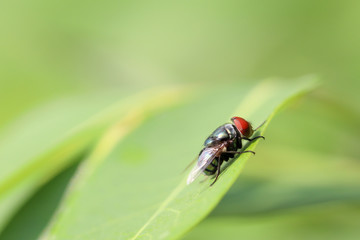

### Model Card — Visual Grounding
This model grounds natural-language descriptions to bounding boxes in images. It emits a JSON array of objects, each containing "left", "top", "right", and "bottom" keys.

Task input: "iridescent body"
[
  {"left": 187, "top": 117, "right": 264, "bottom": 186},
  {"left": 202, "top": 124, "right": 240, "bottom": 175}
]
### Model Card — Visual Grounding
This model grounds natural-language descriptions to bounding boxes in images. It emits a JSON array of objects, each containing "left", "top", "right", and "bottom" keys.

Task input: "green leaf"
[
  {"left": 0, "top": 86, "right": 185, "bottom": 232},
  {"left": 184, "top": 204, "right": 360, "bottom": 240},
  {"left": 0, "top": 163, "right": 80, "bottom": 240},
  {"left": 211, "top": 146, "right": 360, "bottom": 216},
  {"left": 40, "top": 76, "right": 318, "bottom": 240}
]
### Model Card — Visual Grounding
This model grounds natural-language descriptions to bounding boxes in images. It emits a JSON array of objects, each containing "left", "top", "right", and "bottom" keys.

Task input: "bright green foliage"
[
  {"left": 184, "top": 204, "right": 360, "bottom": 240},
  {"left": 0, "top": 87, "right": 185, "bottom": 233},
  {"left": 1, "top": 1, "right": 360, "bottom": 240},
  {"left": 39, "top": 78, "right": 317, "bottom": 240}
]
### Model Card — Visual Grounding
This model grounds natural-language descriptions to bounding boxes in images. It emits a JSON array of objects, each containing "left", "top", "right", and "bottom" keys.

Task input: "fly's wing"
[{"left": 187, "top": 147, "right": 219, "bottom": 185}]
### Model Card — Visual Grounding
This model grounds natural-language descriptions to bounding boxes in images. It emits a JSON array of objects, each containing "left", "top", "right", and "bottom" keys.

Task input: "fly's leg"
[
  {"left": 242, "top": 136, "right": 265, "bottom": 142},
  {"left": 210, "top": 157, "right": 222, "bottom": 186}
]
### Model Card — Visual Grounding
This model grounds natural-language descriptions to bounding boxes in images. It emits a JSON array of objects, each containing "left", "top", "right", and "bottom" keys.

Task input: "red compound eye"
[{"left": 231, "top": 116, "right": 254, "bottom": 138}]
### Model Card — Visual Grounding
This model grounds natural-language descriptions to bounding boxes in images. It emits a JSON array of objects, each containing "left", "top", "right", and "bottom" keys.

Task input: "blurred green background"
[{"left": 0, "top": 0, "right": 359, "bottom": 239}]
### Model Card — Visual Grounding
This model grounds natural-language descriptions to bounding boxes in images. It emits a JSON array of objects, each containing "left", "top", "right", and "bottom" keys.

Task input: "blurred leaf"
[
  {"left": 0, "top": 161, "right": 80, "bottom": 240},
  {"left": 40, "top": 76, "right": 317, "bottom": 240},
  {"left": 211, "top": 146, "right": 360, "bottom": 216},
  {"left": 0, "top": 86, "right": 185, "bottom": 232},
  {"left": 184, "top": 203, "right": 360, "bottom": 240},
  {"left": 263, "top": 93, "right": 360, "bottom": 158}
]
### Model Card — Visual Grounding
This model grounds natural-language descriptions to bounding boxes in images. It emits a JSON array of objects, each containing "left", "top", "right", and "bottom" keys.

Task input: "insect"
[{"left": 187, "top": 117, "right": 265, "bottom": 186}]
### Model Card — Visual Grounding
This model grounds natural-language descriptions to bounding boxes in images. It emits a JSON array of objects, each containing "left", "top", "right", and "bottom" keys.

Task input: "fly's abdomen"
[{"left": 204, "top": 158, "right": 218, "bottom": 175}]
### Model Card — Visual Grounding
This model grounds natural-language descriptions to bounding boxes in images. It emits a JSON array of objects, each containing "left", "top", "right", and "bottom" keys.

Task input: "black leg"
[
  {"left": 224, "top": 150, "right": 255, "bottom": 155},
  {"left": 210, "top": 157, "right": 222, "bottom": 186},
  {"left": 242, "top": 136, "right": 265, "bottom": 142}
]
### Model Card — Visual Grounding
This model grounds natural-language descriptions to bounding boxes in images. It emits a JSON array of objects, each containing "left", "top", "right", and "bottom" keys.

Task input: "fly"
[{"left": 187, "top": 117, "right": 265, "bottom": 186}]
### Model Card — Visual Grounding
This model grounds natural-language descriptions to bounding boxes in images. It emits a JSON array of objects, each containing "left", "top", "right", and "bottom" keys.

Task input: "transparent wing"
[{"left": 187, "top": 147, "right": 219, "bottom": 185}]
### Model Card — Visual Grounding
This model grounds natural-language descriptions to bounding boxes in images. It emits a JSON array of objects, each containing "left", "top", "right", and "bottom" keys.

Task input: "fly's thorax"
[{"left": 204, "top": 123, "right": 237, "bottom": 147}]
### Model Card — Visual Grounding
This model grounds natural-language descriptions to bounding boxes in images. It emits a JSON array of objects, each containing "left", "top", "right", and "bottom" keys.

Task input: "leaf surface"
[
  {"left": 0, "top": 86, "right": 185, "bottom": 232},
  {"left": 41, "top": 77, "right": 318, "bottom": 240},
  {"left": 183, "top": 204, "right": 360, "bottom": 240}
]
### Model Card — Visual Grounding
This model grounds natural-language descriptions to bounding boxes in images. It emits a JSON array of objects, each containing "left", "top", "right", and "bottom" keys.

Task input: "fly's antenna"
[{"left": 255, "top": 120, "right": 266, "bottom": 131}]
